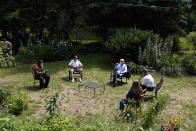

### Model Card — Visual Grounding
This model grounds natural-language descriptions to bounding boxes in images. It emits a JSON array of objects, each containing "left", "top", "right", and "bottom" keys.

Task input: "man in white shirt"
[
  {"left": 112, "top": 59, "right": 127, "bottom": 87},
  {"left": 139, "top": 69, "right": 154, "bottom": 92},
  {"left": 68, "top": 55, "right": 83, "bottom": 82}
]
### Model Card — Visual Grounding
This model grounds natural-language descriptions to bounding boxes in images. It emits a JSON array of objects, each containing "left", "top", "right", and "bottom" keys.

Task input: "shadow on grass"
[
  {"left": 23, "top": 86, "right": 41, "bottom": 91},
  {"left": 142, "top": 96, "right": 154, "bottom": 102},
  {"left": 61, "top": 77, "right": 70, "bottom": 82}
]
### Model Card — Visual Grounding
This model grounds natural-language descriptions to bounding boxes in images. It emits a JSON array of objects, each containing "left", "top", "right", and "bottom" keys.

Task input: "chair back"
[
  {"left": 31, "top": 64, "right": 37, "bottom": 79},
  {"left": 126, "top": 64, "right": 131, "bottom": 79},
  {"left": 155, "top": 76, "right": 164, "bottom": 93}
]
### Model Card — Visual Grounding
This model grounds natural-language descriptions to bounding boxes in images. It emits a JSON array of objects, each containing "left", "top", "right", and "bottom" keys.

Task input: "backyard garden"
[{"left": 0, "top": 0, "right": 196, "bottom": 131}]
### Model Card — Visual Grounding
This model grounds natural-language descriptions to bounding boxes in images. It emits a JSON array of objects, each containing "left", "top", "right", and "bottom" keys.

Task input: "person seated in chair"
[
  {"left": 112, "top": 59, "right": 127, "bottom": 87},
  {"left": 68, "top": 55, "right": 83, "bottom": 83},
  {"left": 120, "top": 80, "right": 143, "bottom": 111},
  {"left": 138, "top": 69, "right": 155, "bottom": 93},
  {"left": 34, "top": 60, "right": 50, "bottom": 89}
]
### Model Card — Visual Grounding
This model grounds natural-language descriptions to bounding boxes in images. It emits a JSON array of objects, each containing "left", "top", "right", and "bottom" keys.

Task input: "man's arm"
[
  {"left": 78, "top": 61, "right": 83, "bottom": 68},
  {"left": 68, "top": 60, "right": 74, "bottom": 68},
  {"left": 34, "top": 67, "right": 45, "bottom": 75}
]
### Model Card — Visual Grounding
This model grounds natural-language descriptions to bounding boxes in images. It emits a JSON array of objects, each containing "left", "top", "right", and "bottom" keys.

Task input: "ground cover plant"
[{"left": 0, "top": 54, "right": 195, "bottom": 130}]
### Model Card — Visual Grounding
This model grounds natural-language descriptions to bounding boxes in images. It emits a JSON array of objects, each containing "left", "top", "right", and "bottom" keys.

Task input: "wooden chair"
[{"left": 31, "top": 64, "right": 39, "bottom": 87}]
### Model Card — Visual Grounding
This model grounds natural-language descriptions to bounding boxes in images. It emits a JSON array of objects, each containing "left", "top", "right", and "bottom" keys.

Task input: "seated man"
[
  {"left": 120, "top": 80, "right": 143, "bottom": 111},
  {"left": 1, "top": 39, "right": 16, "bottom": 67},
  {"left": 139, "top": 69, "right": 155, "bottom": 92},
  {"left": 34, "top": 60, "right": 50, "bottom": 89},
  {"left": 112, "top": 59, "right": 127, "bottom": 87},
  {"left": 68, "top": 55, "right": 83, "bottom": 82}
]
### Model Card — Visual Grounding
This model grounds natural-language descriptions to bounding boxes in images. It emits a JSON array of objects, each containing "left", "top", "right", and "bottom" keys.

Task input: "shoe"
[
  {"left": 112, "top": 83, "right": 116, "bottom": 88},
  {"left": 72, "top": 79, "right": 75, "bottom": 83},
  {"left": 79, "top": 78, "right": 82, "bottom": 82}
]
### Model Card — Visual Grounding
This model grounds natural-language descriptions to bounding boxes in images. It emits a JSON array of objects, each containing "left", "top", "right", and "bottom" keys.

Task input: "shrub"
[
  {"left": 0, "top": 88, "right": 10, "bottom": 105},
  {"left": 16, "top": 39, "right": 78, "bottom": 62},
  {"left": 138, "top": 36, "right": 173, "bottom": 69},
  {"left": 178, "top": 37, "right": 194, "bottom": 51},
  {"left": 0, "top": 115, "right": 20, "bottom": 131},
  {"left": 7, "top": 90, "right": 29, "bottom": 115},
  {"left": 46, "top": 115, "right": 75, "bottom": 131},
  {"left": 128, "top": 61, "right": 148, "bottom": 75},
  {"left": 105, "top": 28, "right": 158, "bottom": 61},
  {"left": 159, "top": 64, "right": 183, "bottom": 77},
  {"left": 15, "top": 47, "right": 36, "bottom": 63},
  {"left": 142, "top": 95, "right": 169, "bottom": 129},
  {"left": 181, "top": 55, "right": 196, "bottom": 75}
]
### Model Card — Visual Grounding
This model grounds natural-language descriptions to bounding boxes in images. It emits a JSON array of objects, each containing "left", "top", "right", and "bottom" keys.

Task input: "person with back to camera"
[
  {"left": 138, "top": 69, "right": 155, "bottom": 94},
  {"left": 119, "top": 80, "right": 143, "bottom": 111}
]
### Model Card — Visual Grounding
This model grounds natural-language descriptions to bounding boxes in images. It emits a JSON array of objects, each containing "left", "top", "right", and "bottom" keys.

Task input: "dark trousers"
[
  {"left": 113, "top": 71, "right": 125, "bottom": 85},
  {"left": 37, "top": 74, "right": 50, "bottom": 88},
  {"left": 141, "top": 85, "right": 154, "bottom": 91}
]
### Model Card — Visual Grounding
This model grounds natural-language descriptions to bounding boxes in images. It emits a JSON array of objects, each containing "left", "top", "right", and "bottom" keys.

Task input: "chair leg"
[{"left": 121, "top": 78, "right": 123, "bottom": 86}]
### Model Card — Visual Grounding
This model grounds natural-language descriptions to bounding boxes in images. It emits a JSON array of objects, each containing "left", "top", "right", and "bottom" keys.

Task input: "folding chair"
[
  {"left": 68, "top": 69, "right": 82, "bottom": 80},
  {"left": 30, "top": 64, "right": 39, "bottom": 87},
  {"left": 153, "top": 76, "right": 164, "bottom": 98}
]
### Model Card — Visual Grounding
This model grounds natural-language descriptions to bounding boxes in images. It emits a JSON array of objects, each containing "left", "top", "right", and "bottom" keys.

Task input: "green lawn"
[{"left": 0, "top": 54, "right": 196, "bottom": 130}]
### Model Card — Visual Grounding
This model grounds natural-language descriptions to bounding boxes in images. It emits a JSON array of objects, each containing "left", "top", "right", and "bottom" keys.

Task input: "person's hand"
[{"left": 45, "top": 70, "right": 48, "bottom": 73}]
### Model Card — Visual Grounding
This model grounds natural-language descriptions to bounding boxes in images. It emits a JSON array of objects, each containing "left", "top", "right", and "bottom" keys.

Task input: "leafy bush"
[
  {"left": 159, "top": 64, "right": 183, "bottom": 77},
  {"left": 0, "top": 115, "right": 20, "bottom": 131},
  {"left": 0, "top": 88, "right": 10, "bottom": 104},
  {"left": 105, "top": 28, "right": 158, "bottom": 61},
  {"left": 46, "top": 115, "right": 76, "bottom": 131},
  {"left": 181, "top": 55, "right": 196, "bottom": 75},
  {"left": 7, "top": 90, "right": 29, "bottom": 115},
  {"left": 138, "top": 36, "right": 173, "bottom": 69},
  {"left": 16, "top": 39, "right": 78, "bottom": 62},
  {"left": 15, "top": 47, "right": 36, "bottom": 63},
  {"left": 128, "top": 61, "right": 148, "bottom": 75},
  {"left": 178, "top": 37, "right": 194, "bottom": 51},
  {"left": 142, "top": 95, "right": 169, "bottom": 129}
]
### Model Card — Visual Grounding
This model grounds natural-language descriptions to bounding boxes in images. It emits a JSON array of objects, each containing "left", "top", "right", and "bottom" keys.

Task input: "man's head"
[
  {"left": 119, "top": 59, "right": 125, "bottom": 64},
  {"left": 142, "top": 69, "right": 148, "bottom": 76},
  {"left": 37, "top": 59, "right": 43, "bottom": 66},
  {"left": 74, "top": 55, "right": 78, "bottom": 62}
]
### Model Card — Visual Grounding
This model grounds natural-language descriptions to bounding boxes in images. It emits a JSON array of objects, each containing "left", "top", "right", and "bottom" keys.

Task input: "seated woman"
[{"left": 120, "top": 80, "right": 143, "bottom": 111}]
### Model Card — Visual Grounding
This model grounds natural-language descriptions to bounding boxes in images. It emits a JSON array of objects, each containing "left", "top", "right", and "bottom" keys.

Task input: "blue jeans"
[{"left": 119, "top": 99, "right": 129, "bottom": 110}]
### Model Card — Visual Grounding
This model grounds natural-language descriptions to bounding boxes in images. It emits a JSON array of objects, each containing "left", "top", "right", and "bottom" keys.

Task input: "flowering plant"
[{"left": 160, "top": 116, "right": 182, "bottom": 131}]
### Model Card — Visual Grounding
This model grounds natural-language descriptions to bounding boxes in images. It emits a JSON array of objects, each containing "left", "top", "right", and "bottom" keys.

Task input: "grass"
[{"left": 0, "top": 53, "right": 196, "bottom": 130}]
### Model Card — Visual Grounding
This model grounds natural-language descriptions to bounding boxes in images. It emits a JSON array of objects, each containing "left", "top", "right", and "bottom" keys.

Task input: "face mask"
[{"left": 40, "top": 63, "right": 43, "bottom": 67}]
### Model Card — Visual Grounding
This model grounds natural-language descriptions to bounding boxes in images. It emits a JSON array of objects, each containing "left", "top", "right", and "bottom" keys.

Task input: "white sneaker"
[
  {"left": 79, "top": 78, "right": 82, "bottom": 82},
  {"left": 72, "top": 79, "right": 75, "bottom": 83}
]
